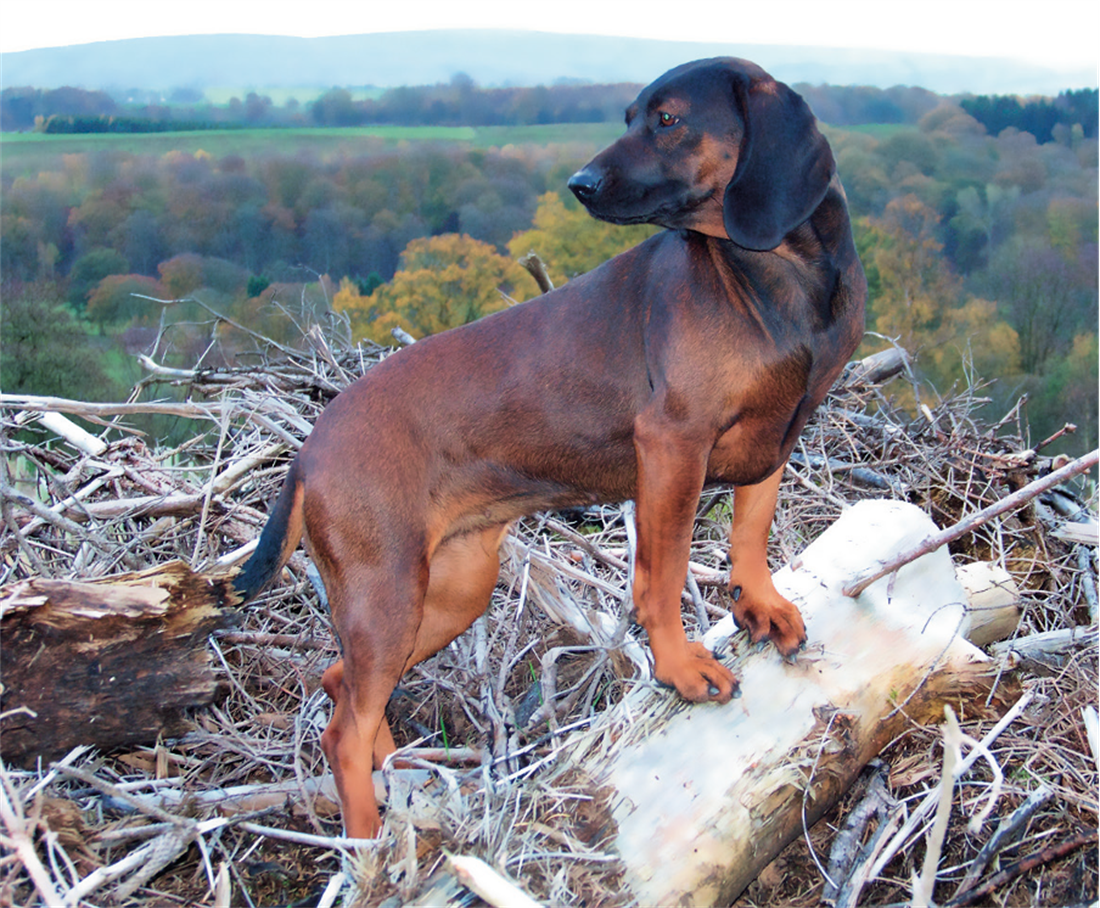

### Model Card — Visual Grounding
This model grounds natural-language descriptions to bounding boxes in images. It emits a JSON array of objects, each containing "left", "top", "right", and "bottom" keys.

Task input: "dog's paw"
[
  {"left": 729, "top": 584, "right": 807, "bottom": 658},
  {"left": 653, "top": 640, "right": 739, "bottom": 703}
]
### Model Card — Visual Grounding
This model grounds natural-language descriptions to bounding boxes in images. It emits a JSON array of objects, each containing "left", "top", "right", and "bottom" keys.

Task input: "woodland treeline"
[
  {"left": 4, "top": 80, "right": 1098, "bottom": 134},
  {"left": 1, "top": 84, "right": 1097, "bottom": 453},
  {"left": 2, "top": 79, "right": 641, "bottom": 132}
]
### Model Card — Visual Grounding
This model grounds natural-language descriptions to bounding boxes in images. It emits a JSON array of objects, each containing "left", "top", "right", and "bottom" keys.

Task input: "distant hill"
[{"left": 3, "top": 30, "right": 1094, "bottom": 96}]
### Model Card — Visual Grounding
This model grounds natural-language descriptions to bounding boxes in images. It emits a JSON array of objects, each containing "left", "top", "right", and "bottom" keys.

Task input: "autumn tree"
[
  {"left": 507, "top": 192, "right": 658, "bottom": 287},
  {"left": 158, "top": 253, "right": 205, "bottom": 298},
  {"left": 68, "top": 192, "right": 129, "bottom": 253},
  {"left": 924, "top": 296, "right": 1021, "bottom": 387},
  {"left": 1037, "top": 332, "right": 1099, "bottom": 451},
  {"left": 337, "top": 234, "right": 535, "bottom": 342},
  {"left": 157, "top": 253, "right": 249, "bottom": 300},
  {"left": 859, "top": 195, "right": 1020, "bottom": 395},
  {"left": 860, "top": 195, "right": 962, "bottom": 353},
  {"left": 86, "top": 274, "right": 165, "bottom": 328},
  {"left": 331, "top": 277, "right": 383, "bottom": 342}
]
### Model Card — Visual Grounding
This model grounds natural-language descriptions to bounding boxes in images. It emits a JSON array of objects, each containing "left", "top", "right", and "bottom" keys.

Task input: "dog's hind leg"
[
  {"left": 319, "top": 567, "right": 426, "bottom": 838},
  {"left": 319, "top": 524, "right": 508, "bottom": 837},
  {"left": 405, "top": 523, "right": 511, "bottom": 670},
  {"left": 321, "top": 659, "right": 397, "bottom": 771}
]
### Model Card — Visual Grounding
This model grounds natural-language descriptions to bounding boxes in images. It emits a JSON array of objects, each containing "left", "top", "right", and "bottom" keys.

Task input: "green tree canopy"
[
  {"left": 67, "top": 247, "right": 130, "bottom": 307},
  {"left": 1, "top": 287, "right": 120, "bottom": 399}
]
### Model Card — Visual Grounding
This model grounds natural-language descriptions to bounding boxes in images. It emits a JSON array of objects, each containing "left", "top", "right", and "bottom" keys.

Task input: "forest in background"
[
  {"left": 4, "top": 79, "right": 1097, "bottom": 134},
  {"left": 1, "top": 79, "right": 1097, "bottom": 454}
]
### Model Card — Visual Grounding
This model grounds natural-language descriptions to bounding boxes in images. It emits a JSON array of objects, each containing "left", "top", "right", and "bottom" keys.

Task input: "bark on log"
[
  {"left": 564, "top": 500, "right": 997, "bottom": 907},
  {"left": 0, "top": 561, "right": 237, "bottom": 765}
]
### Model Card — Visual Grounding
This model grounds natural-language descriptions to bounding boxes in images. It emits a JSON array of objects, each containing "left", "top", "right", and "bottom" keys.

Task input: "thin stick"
[
  {"left": 1077, "top": 546, "right": 1098, "bottom": 623},
  {"left": 447, "top": 853, "right": 542, "bottom": 908},
  {"left": 0, "top": 392, "right": 224, "bottom": 420},
  {"left": 54, "top": 765, "right": 188, "bottom": 826},
  {"left": 0, "top": 771, "right": 64, "bottom": 907},
  {"left": 315, "top": 872, "right": 347, "bottom": 908},
  {"left": 1084, "top": 706, "right": 1099, "bottom": 771},
  {"left": 236, "top": 821, "right": 377, "bottom": 850},
  {"left": 954, "top": 785, "right": 1052, "bottom": 895},
  {"left": 133, "top": 293, "right": 299, "bottom": 356},
  {"left": 845, "top": 449, "right": 1098, "bottom": 597},
  {"left": 913, "top": 705, "right": 961, "bottom": 908},
  {"left": 823, "top": 760, "right": 895, "bottom": 905},
  {"left": 944, "top": 829, "right": 1098, "bottom": 907},
  {"left": 868, "top": 688, "right": 1035, "bottom": 881}
]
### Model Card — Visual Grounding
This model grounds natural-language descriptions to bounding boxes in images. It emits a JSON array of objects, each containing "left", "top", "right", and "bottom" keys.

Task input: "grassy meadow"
[{"left": 0, "top": 122, "right": 624, "bottom": 177}]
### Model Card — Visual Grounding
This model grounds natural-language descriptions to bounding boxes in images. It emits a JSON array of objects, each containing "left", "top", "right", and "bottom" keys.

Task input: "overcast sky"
[{"left": 3, "top": 0, "right": 1098, "bottom": 76}]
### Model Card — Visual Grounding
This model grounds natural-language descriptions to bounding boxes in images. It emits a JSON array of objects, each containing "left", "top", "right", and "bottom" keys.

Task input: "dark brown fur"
[{"left": 235, "top": 57, "right": 866, "bottom": 837}]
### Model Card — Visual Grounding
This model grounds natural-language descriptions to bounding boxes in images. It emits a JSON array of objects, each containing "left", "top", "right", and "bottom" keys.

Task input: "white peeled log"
[{"left": 571, "top": 500, "right": 993, "bottom": 907}]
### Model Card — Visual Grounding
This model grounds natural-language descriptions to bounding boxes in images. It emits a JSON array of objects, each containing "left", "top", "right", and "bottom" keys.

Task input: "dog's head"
[{"left": 568, "top": 57, "right": 834, "bottom": 251}]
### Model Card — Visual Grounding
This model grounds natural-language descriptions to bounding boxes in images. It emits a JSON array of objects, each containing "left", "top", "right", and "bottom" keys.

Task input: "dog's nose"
[{"left": 568, "top": 169, "right": 602, "bottom": 203}]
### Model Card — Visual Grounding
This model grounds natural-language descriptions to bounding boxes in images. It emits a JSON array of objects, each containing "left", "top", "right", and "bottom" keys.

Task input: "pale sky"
[{"left": 2, "top": 0, "right": 1098, "bottom": 75}]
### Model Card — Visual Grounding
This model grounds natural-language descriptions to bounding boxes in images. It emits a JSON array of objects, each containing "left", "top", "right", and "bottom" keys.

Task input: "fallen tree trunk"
[
  {"left": 0, "top": 561, "right": 237, "bottom": 764},
  {"left": 564, "top": 499, "right": 1000, "bottom": 907}
]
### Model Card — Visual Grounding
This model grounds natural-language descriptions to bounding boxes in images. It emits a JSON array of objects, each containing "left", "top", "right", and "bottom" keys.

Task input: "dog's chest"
[{"left": 704, "top": 411, "right": 794, "bottom": 486}]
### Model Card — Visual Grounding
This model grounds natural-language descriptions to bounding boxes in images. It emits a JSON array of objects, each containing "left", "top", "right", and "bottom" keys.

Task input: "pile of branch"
[{"left": 1, "top": 324, "right": 1096, "bottom": 906}]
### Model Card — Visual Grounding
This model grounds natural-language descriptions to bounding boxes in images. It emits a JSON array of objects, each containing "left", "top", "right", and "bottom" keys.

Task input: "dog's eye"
[{"left": 658, "top": 112, "right": 680, "bottom": 127}]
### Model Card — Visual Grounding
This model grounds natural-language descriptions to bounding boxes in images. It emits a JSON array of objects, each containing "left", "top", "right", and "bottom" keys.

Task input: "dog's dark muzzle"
[{"left": 567, "top": 168, "right": 603, "bottom": 206}]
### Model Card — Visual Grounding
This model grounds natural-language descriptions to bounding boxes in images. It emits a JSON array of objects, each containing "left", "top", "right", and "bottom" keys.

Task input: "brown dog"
[{"left": 234, "top": 57, "right": 866, "bottom": 838}]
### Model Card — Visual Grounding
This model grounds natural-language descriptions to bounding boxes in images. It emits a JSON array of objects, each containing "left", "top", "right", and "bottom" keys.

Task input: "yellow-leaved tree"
[
  {"left": 507, "top": 192, "right": 659, "bottom": 287},
  {"left": 926, "top": 296, "right": 1021, "bottom": 386},
  {"left": 861, "top": 194, "right": 963, "bottom": 356},
  {"left": 859, "top": 194, "right": 1020, "bottom": 398},
  {"left": 335, "top": 234, "right": 536, "bottom": 343}
]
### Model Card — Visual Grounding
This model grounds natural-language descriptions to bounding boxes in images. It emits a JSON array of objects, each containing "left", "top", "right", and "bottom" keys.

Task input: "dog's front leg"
[
  {"left": 632, "top": 413, "right": 738, "bottom": 703},
  {"left": 728, "top": 464, "right": 807, "bottom": 657}
]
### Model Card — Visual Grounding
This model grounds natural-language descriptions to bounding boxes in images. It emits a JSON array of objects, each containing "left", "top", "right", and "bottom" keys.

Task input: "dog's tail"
[{"left": 233, "top": 458, "right": 306, "bottom": 603}]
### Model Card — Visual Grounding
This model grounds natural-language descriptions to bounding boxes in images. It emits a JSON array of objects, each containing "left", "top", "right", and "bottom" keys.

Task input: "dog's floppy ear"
[{"left": 723, "top": 72, "right": 834, "bottom": 251}]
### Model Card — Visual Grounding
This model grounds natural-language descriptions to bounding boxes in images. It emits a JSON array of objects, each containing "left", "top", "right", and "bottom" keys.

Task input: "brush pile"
[{"left": 1, "top": 314, "right": 1096, "bottom": 907}]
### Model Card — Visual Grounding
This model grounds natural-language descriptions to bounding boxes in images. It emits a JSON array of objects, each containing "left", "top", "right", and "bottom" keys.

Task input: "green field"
[
  {"left": 201, "top": 86, "right": 388, "bottom": 105},
  {"left": 0, "top": 123, "right": 625, "bottom": 176}
]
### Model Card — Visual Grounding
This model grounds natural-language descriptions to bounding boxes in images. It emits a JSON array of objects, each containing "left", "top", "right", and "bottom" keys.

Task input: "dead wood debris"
[{"left": 1, "top": 324, "right": 1096, "bottom": 907}]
